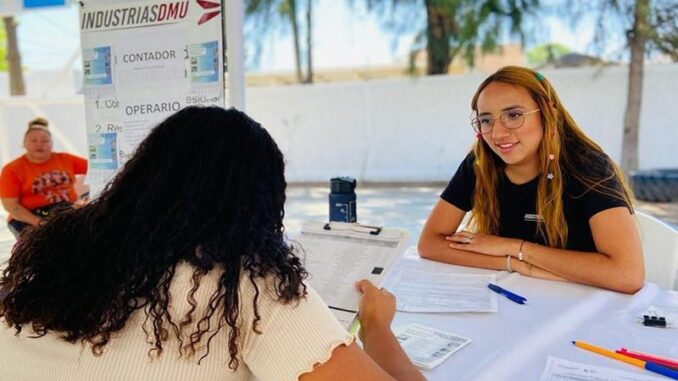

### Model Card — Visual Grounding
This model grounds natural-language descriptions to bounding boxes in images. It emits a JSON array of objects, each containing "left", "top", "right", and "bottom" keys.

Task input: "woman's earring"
[
  {"left": 476, "top": 133, "right": 482, "bottom": 139},
  {"left": 547, "top": 154, "right": 555, "bottom": 180}
]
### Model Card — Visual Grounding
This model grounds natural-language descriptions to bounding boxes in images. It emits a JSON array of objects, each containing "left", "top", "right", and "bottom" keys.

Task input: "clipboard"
[
  {"left": 294, "top": 221, "right": 410, "bottom": 329},
  {"left": 323, "top": 222, "right": 383, "bottom": 235}
]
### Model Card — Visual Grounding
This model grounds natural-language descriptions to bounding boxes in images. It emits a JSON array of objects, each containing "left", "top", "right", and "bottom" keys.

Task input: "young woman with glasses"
[{"left": 418, "top": 66, "right": 644, "bottom": 294}]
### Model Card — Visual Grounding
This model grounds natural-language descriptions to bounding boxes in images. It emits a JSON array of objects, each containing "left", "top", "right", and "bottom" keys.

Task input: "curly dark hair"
[{"left": 0, "top": 106, "right": 307, "bottom": 369}]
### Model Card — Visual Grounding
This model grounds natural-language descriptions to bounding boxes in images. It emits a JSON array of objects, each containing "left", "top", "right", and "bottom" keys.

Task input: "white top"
[{"left": 0, "top": 262, "right": 353, "bottom": 381}]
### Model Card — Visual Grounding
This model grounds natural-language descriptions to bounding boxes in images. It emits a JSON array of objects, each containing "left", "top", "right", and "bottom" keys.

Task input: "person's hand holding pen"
[
  {"left": 354, "top": 280, "right": 426, "bottom": 381},
  {"left": 355, "top": 280, "right": 395, "bottom": 342}
]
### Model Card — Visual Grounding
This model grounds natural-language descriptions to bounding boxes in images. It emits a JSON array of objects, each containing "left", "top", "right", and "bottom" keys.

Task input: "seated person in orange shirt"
[{"left": 0, "top": 117, "right": 87, "bottom": 238}]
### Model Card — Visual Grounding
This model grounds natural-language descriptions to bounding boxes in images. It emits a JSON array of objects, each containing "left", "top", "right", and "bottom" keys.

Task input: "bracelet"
[
  {"left": 517, "top": 240, "right": 526, "bottom": 261},
  {"left": 505, "top": 255, "right": 513, "bottom": 273}
]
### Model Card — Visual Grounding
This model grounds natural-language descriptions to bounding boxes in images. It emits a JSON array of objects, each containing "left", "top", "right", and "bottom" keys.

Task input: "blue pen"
[
  {"left": 488, "top": 283, "right": 527, "bottom": 304},
  {"left": 646, "top": 361, "right": 678, "bottom": 380}
]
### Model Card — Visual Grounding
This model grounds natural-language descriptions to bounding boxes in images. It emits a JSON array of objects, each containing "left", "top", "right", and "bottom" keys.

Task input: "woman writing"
[
  {"left": 0, "top": 117, "right": 87, "bottom": 237},
  {"left": 418, "top": 66, "right": 644, "bottom": 294},
  {"left": 1, "top": 107, "right": 424, "bottom": 381}
]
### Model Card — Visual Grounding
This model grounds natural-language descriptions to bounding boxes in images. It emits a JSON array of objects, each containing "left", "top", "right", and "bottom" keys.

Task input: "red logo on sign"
[{"left": 197, "top": 0, "right": 221, "bottom": 25}]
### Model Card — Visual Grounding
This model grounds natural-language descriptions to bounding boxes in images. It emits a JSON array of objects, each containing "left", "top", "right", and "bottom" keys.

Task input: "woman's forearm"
[
  {"left": 419, "top": 230, "right": 642, "bottom": 293},
  {"left": 518, "top": 242, "right": 643, "bottom": 294},
  {"left": 418, "top": 233, "right": 507, "bottom": 270},
  {"left": 1, "top": 199, "right": 41, "bottom": 226},
  {"left": 511, "top": 258, "right": 566, "bottom": 281},
  {"left": 361, "top": 327, "right": 426, "bottom": 381}
]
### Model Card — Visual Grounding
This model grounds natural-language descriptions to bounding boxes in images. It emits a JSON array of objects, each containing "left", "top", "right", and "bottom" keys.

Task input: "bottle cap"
[{"left": 330, "top": 177, "right": 357, "bottom": 194}]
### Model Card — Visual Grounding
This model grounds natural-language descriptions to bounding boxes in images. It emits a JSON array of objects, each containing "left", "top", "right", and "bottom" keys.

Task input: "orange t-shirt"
[{"left": 0, "top": 153, "right": 88, "bottom": 218}]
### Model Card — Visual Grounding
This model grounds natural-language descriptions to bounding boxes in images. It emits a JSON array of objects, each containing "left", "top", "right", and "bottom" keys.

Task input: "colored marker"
[
  {"left": 573, "top": 341, "right": 678, "bottom": 380},
  {"left": 617, "top": 348, "right": 678, "bottom": 370}
]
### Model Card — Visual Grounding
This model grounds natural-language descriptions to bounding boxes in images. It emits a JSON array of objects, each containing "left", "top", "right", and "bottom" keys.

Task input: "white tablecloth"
[{"left": 384, "top": 253, "right": 678, "bottom": 381}]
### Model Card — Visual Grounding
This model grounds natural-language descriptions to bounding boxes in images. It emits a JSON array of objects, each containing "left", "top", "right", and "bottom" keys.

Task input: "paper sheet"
[
  {"left": 296, "top": 221, "right": 409, "bottom": 328},
  {"left": 391, "top": 269, "right": 498, "bottom": 313},
  {"left": 539, "top": 357, "right": 666, "bottom": 381},
  {"left": 394, "top": 323, "right": 471, "bottom": 370},
  {"left": 113, "top": 29, "right": 188, "bottom": 97}
]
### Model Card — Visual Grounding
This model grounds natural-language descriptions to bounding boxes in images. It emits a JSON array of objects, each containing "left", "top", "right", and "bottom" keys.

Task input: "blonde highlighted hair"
[
  {"left": 25, "top": 117, "right": 51, "bottom": 138},
  {"left": 468, "top": 66, "right": 633, "bottom": 248}
]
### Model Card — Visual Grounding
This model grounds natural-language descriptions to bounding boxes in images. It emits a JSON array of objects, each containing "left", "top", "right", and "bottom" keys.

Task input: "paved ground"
[
  {"left": 284, "top": 184, "right": 678, "bottom": 239},
  {"left": 633, "top": 200, "right": 678, "bottom": 227},
  {"left": 1, "top": 184, "right": 676, "bottom": 264}
]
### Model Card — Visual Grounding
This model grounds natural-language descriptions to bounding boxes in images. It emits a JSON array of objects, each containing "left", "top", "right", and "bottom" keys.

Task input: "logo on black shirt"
[{"left": 524, "top": 213, "right": 543, "bottom": 222}]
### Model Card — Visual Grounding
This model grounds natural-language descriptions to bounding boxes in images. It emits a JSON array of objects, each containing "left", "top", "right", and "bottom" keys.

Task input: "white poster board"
[{"left": 78, "top": 0, "right": 224, "bottom": 189}]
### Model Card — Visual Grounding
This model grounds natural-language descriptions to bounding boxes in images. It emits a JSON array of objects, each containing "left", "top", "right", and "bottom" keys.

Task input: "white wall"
[
  {"left": 248, "top": 64, "right": 678, "bottom": 182},
  {"left": 1, "top": 64, "right": 677, "bottom": 182},
  {"left": 0, "top": 69, "right": 79, "bottom": 99},
  {"left": 0, "top": 97, "right": 88, "bottom": 166}
]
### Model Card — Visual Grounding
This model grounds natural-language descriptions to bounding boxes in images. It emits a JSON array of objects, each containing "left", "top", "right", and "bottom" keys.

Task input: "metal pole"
[{"left": 224, "top": 0, "right": 245, "bottom": 111}]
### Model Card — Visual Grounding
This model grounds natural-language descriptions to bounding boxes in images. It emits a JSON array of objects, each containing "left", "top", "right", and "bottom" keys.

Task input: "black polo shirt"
[{"left": 441, "top": 153, "right": 630, "bottom": 252}]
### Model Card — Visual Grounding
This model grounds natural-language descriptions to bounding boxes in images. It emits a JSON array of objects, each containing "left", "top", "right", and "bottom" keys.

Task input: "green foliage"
[
  {"left": 563, "top": 0, "right": 677, "bottom": 62},
  {"left": 363, "top": 0, "right": 539, "bottom": 74},
  {"left": 526, "top": 43, "right": 571, "bottom": 67},
  {"left": 245, "top": 0, "right": 289, "bottom": 30},
  {"left": 244, "top": 0, "right": 290, "bottom": 68},
  {"left": 0, "top": 20, "right": 7, "bottom": 72},
  {"left": 646, "top": 1, "right": 677, "bottom": 61},
  {"left": 245, "top": 0, "right": 310, "bottom": 80}
]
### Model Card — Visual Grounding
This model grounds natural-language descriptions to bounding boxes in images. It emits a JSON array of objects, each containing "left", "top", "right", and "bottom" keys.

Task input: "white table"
[{"left": 385, "top": 254, "right": 678, "bottom": 381}]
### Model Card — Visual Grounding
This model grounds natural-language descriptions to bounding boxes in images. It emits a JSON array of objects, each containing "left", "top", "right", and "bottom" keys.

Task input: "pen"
[
  {"left": 573, "top": 341, "right": 678, "bottom": 380},
  {"left": 487, "top": 283, "right": 526, "bottom": 304},
  {"left": 617, "top": 348, "right": 678, "bottom": 370}
]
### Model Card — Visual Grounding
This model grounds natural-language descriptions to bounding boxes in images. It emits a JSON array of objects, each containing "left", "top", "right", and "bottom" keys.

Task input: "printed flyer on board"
[{"left": 78, "top": 0, "right": 224, "bottom": 189}]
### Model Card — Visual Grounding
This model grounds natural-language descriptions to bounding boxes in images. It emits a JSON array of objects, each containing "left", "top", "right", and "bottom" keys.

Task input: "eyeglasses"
[{"left": 471, "top": 108, "right": 541, "bottom": 135}]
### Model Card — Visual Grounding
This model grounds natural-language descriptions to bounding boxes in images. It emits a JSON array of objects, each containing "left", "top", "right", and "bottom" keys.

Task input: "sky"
[{"left": 13, "top": 1, "right": 612, "bottom": 73}]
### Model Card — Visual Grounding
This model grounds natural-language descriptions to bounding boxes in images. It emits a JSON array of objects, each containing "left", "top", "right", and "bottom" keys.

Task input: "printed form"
[
  {"left": 390, "top": 269, "right": 498, "bottom": 313},
  {"left": 539, "top": 357, "right": 666, "bottom": 381},
  {"left": 295, "top": 221, "right": 410, "bottom": 328},
  {"left": 394, "top": 323, "right": 471, "bottom": 370}
]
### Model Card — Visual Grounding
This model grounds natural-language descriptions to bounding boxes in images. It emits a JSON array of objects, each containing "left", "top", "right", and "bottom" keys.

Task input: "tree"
[
  {"left": 363, "top": 0, "right": 539, "bottom": 75},
  {"left": 2, "top": 16, "right": 25, "bottom": 95},
  {"left": 526, "top": 42, "right": 570, "bottom": 67},
  {"left": 565, "top": 0, "right": 676, "bottom": 172},
  {"left": 303, "top": 0, "right": 312, "bottom": 83},
  {"left": 245, "top": 0, "right": 315, "bottom": 83},
  {"left": 621, "top": 0, "right": 649, "bottom": 173}
]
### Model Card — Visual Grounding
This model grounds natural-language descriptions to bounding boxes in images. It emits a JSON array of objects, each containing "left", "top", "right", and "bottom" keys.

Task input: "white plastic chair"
[{"left": 636, "top": 211, "right": 678, "bottom": 290}]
